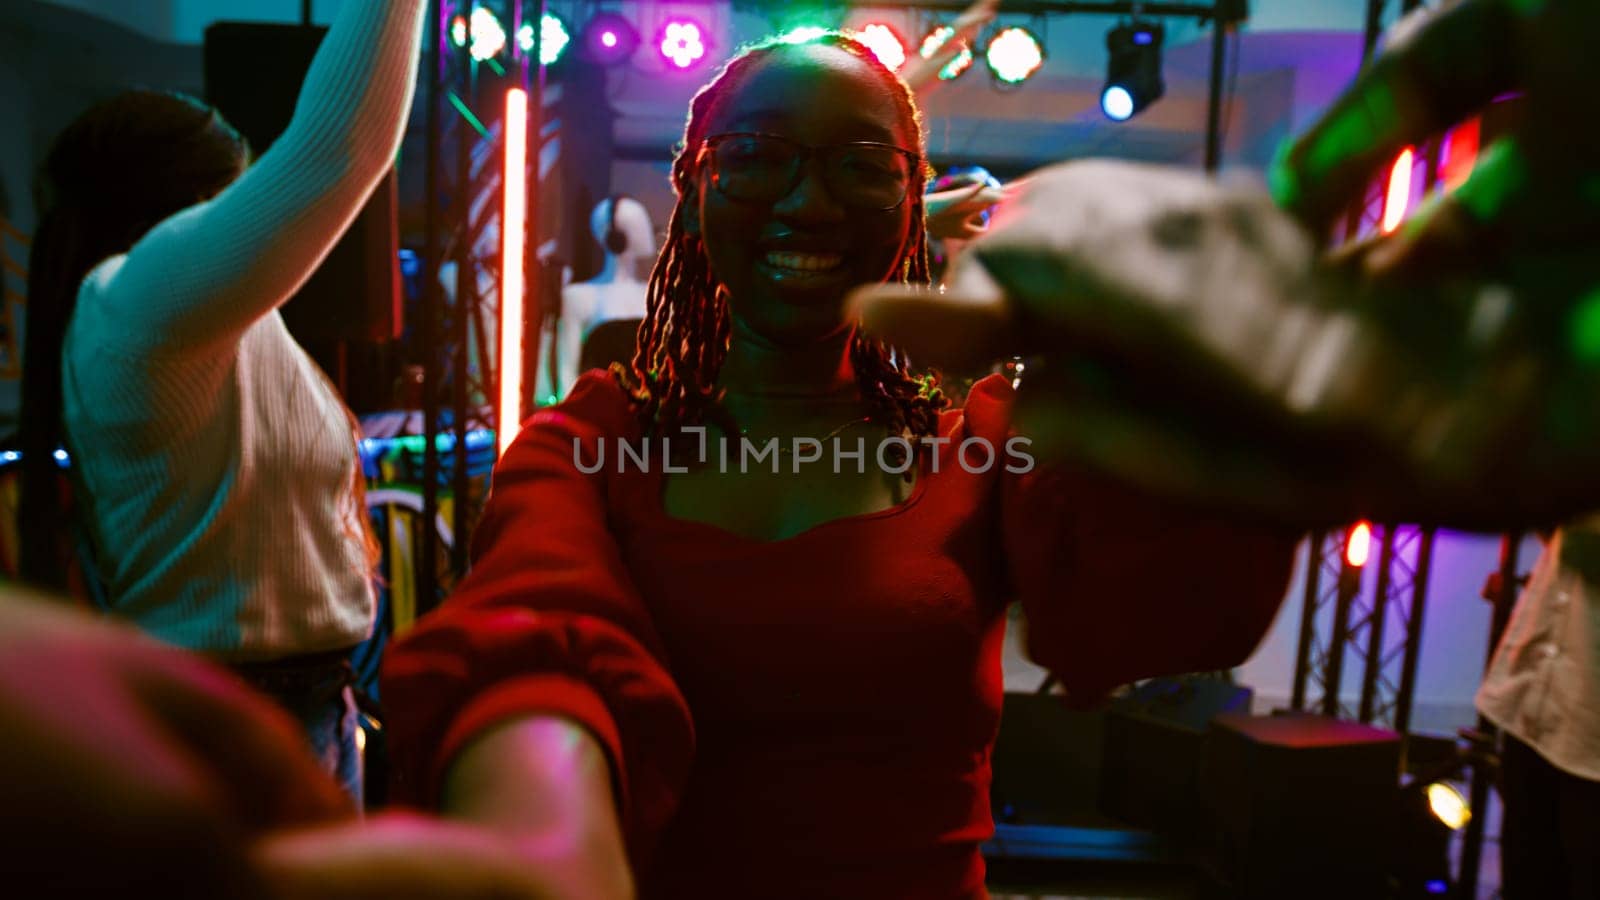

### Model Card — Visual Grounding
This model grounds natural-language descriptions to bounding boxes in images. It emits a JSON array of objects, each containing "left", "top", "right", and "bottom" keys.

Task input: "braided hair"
[{"left": 613, "top": 31, "right": 948, "bottom": 448}]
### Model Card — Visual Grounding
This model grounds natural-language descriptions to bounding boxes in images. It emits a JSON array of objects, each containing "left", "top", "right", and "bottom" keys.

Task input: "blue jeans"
[
  {"left": 301, "top": 684, "right": 365, "bottom": 808},
  {"left": 233, "top": 654, "right": 365, "bottom": 809}
]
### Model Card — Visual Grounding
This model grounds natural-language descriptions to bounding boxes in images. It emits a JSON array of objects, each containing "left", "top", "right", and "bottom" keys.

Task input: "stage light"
[
  {"left": 499, "top": 87, "right": 529, "bottom": 458},
  {"left": 1441, "top": 118, "right": 1480, "bottom": 192},
  {"left": 918, "top": 24, "right": 954, "bottom": 57},
  {"left": 1102, "top": 21, "right": 1164, "bottom": 121},
  {"left": 451, "top": 14, "right": 469, "bottom": 48},
  {"left": 778, "top": 25, "right": 830, "bottom": 45},
  {"left": 1425, "top": 782, "right": 1470, "bottom": 830},
  {"left": 1382, "top": 146, "right": 1415, "bottom": 234},
  {"left": 1345, "top": 521, "right": 1373, "bottom": 568},
  {"left": 467, "top": 6, "right": 507, "bottom": 62},
  {"left": 517, "top": 13, "right": 570, "bottom": 66},
  {"left": 579, "top": 11, "right": 639, "bottom": 65},
  {"left": 1101, "top": 85, "right": 1134, "bottom": 120},
  {"left": 659, "top": 19, "right": 708, "bottom": 70},
  {"left": 986, "top": 26, "right": 1044, "bottom": 84},
  {"left": 856, "top": 22, "right": 907, "bottom": 70}
]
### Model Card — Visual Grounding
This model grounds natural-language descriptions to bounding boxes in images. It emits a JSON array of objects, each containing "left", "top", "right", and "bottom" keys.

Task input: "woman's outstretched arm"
[
  {"left": 441, "top": 716, "right": 635, "bottom": 900},
  {"left": 80, "top": 0, "right": 426, "bottom": 354}
]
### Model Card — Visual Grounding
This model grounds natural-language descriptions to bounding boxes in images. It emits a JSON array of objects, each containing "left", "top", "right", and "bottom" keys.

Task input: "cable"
[{"left": 1218, "top": 26, "right": 1240, "bottom": 156}]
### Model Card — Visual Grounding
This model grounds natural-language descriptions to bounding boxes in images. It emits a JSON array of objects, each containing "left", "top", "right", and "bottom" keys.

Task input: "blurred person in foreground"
[
  {"left": 0, "top": 584, "right": 577, "bottom": 899},
  {"left": 856, "top": 0, "right": 1600, "bottom": 530}
]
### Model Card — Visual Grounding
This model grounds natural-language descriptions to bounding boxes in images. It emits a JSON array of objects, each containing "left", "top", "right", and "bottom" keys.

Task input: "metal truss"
[
  {"left": 1289, "top": 525, "right": 1437, "bottom": 734},
  {"left": 416, "top": 0, "right": 543, "bottom": 608}
]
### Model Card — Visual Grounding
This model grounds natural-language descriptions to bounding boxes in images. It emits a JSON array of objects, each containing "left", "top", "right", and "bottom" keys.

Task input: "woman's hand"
[
  {"left": 0, "top": 593, "right": 581, "bottom": 899},
  {"left": 0, "top": 589, "right": 351, "bottom": 897},
  {"left": 857, "top": 0, "right": 1600, "bottom": 529},
  {"left": 925, "top": 179, "right": 1006, "bottom": 241},
  {"left": 255, "top": 813, "right": 565, "bottom": 900},
  {"left": 855, "top": 154, "right": 1600, "bottom": 529}
]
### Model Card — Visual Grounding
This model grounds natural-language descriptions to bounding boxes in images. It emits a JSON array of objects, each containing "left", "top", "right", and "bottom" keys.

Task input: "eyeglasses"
[{"left": 698, "top": 132, "right": 922, "bottom": 212}]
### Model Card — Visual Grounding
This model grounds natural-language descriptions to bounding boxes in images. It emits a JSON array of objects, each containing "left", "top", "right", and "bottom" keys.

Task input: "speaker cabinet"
[
  {"left": 1100, "top": 676, "right": 1253, "bottom": 839},
  {"left": 1201, "top": 712, "right": 1401, "bottom": 899}
]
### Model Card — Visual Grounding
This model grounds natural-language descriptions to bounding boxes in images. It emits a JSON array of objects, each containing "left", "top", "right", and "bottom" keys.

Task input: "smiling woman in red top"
[{"left": 382, "top": 31, "right": 1295, "bottom": 900}]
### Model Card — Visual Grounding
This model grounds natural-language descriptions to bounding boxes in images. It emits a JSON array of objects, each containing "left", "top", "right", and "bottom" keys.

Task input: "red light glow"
[
  {"left": 499, "top": 88, "right": 528, "bottom": 457},
  {"left": 1440, "top": 118, "right": 1481, "bottom": 192},
  {"left": 1345, "top": 521, "right": 1373, "bottom": 568}
]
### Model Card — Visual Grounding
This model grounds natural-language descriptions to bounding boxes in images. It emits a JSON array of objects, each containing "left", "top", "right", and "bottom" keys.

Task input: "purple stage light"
[
  {"left": 659, "top": 19, "right": 707, "bottom": 70},
  {"left": 580, "top": 11, "right": 639, "bottom": 66}
]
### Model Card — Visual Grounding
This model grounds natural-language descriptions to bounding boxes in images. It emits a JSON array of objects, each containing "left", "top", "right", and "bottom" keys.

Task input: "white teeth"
[{"left": 765, "top": 251, "right": 843, "bottom": 272}]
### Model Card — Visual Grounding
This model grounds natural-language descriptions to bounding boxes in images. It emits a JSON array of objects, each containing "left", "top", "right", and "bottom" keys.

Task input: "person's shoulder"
[{"left": 62, "top": 255, "right": 134, "bottom": 361}]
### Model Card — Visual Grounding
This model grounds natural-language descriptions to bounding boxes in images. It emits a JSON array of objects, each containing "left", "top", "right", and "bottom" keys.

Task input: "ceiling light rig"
[{"left": 1101, "top": 20, "right": 1165, "bottom": 121}]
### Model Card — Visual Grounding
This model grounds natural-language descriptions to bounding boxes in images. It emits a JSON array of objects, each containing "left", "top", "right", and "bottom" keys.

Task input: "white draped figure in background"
[{"left": 538, "top": 194, "right": 655, "bottom": 403}]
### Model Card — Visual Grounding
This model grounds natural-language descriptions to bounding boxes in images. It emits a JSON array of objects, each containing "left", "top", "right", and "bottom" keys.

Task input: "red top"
[{"left": 382, "top": 372, "right": 1295, "bottom": 899}]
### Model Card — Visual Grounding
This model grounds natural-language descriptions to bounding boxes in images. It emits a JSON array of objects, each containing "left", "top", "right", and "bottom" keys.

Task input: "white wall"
[{"left": 1231, "top": 531, "right": 1546, "bottom": 736}]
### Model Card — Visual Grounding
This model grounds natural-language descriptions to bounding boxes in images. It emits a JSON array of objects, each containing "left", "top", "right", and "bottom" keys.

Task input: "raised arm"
[
  {"left": 900, "top": 0, "right": 998, "bottom": 95},
  {"left": 82, "top": 0, "right": 426, "bottom": 354}
]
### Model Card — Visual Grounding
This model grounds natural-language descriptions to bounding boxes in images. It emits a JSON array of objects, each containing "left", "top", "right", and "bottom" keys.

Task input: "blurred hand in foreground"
[
  {"left": 0, "top": 592, "right": 575, "bottom": 899},
  {"left": 856, "top": 156, "right": 1597, "bottom": 529},
  {"left": 857, "top": 0, "right": 1600, "bottom": 529}
]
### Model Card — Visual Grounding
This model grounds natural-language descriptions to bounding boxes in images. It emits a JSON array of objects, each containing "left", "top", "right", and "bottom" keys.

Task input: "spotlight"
[
  {"left": 517, "top": 13, "right": 570, "bottom": 66},
  {"left": 918, "top": 24, "right": 974, "bottom": 81},
  {"left": 1425, "top": 782, "right": 1470, "bottom": 831},
  {"left": 579, "top": 11, "right": 639, "bottom": 65},
  {"left": 466, "top": 6, "right": 507, "bottom": 62},
  {"left": 1101, "top": 21, "right": 1164, "bottom": 121},
  {"left": 855, "top": 22, "right": 907, "bottom": 71},
  {"left": 985, "top": 26, "right": 1044, "bottom": 84},
  {"left": 659, "top": 19, "right": 708, "bottom": 70},
  {"left": 1393, "top": 778, "right": 1460, "bottom": 897},
  {"left": 1382, "top": 147, "right": 1416, "bottom": 234}
]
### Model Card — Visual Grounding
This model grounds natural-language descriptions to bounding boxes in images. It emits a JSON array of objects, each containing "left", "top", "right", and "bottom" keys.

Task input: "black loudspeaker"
[
  {"left": 989, "top": 692, "right": 1108, "bottom": 826},
  {"left": 202, "top": 23, "right": 401, "bottom": 343},
  {"left": 603, "top": 193, "right": 629, "bottom": 255},
  {"left": 1201, "top": 713, "right": 1401, "bottom": 899},
  {"left": 1099, "top": 676, "right": 1253, "bottom": 839}
]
